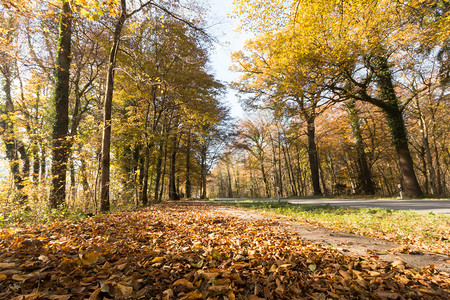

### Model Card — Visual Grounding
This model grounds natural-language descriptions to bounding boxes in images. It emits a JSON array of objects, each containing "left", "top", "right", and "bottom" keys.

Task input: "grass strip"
[{"left": 215, "top": 200, "right": 450, "bottom": 255}]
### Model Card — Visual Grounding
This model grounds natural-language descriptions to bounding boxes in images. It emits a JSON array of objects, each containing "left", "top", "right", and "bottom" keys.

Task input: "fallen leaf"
[
  {"left": 79, "top": 252, "right": 98, "bottom": 265},
  {"left": 173, "top": 278, "right": 194, "bottom": 292},
  {"left": 0, "top": 263, "right": 16, "bottom": 269},
  {"left": 116, "top": 283, "right": 133, "bottom": 297},
  {"left": 48, "top": 295, "right": 72, "bottom": 300},
  {"left": 12, "top": 274, "right": 28, "bottom": 281},
  {"left": 181, "top": 291, "right": 203, "bottom": 299},
  {"left": 151, "top": 256, "right": 166, "bottom": 263}
]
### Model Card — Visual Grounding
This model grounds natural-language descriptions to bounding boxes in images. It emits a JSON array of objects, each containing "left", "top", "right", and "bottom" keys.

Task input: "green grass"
[{"left": 215, "top": 200, "right": 450, "bottom": 255}]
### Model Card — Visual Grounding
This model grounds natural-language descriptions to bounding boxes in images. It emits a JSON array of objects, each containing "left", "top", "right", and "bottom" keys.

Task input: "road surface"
[{"left": 213, "top": 198, "right": 450, "bottom": 214}]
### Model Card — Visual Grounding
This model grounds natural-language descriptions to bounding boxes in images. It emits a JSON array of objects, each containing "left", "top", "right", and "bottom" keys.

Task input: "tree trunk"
[
  {"left": 226, "top": 163, "right": 233, "bottom": 198},
  {"left": 80, "top": 156, "right": 90, "bottom": 209},
  {"left": 283, "top": 144, "right": 298, "bottom": 196},
  {"left": 154, "top": 143, "right": 163, "bottom": 203},
  {"left": 1, "top": 67, "right": 25, "bottom": 196},
  {"left": 100, "top": 0, "right": 127, "bottom": 212},
  {"left": 200, "top": 145, "right": 207, "bottom": 199},
  {"left": 306, "top": 116, "right": 322, "bottom": 195},
  {"left": 159, "top": 140, "right": 168, "bottom": 201},
  {"left": 40, "top": 147, "right": 46, "bottom": 182},
  {"left": 168, "top": 138, "right": 180, "bottom": 200},
  {"left": 260, "top": 161, "right": 270, "bottom": 197},
  {"left": 49, "top": 0, "right": 72, "bottom": 208},
  {"left": 140, "top": 146, "right": 150, "bottom": 206},
  {"left": 373, "top": 56, "right": 423, "bottom": 198},
  {"left": 32, "top": 145, "right": 40, "bottom": 184},
  {"left": 347, "top": 100, "right": 376, "bottom": 194},
  {"left": 185, "top": 129, "right": 192, "bottom": 198}
]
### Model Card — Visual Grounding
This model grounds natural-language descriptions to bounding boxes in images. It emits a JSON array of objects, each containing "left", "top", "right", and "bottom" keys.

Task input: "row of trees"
[
  {"left": 209, "top": 0, "right": 449, "bottom": 198},
  {"left": 0, "top": 0, "right": 229, "bottom": 213}
]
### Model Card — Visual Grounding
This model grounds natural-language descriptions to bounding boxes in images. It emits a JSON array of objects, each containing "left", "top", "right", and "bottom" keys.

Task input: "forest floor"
[{"left": 0, "top": 200, "right": 449, "bottom": 299}]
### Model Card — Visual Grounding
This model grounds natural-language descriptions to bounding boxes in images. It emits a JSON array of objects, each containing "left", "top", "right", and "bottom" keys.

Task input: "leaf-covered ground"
[{"left": 0, "top": 201, "right": 449, "bottom": 299}]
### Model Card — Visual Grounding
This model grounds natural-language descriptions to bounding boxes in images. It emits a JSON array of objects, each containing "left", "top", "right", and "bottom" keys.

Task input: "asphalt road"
[{"left": 213, "top": 198, "right": 450, "bottom": 214}]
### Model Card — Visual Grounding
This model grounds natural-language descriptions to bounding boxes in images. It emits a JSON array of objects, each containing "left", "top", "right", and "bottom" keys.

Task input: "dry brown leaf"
[{"left": 116, "top": 283, "right": 133, "bottom": 297}]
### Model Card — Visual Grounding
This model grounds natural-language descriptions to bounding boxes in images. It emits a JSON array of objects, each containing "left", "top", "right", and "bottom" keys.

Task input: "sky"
[{"left": 205, "top": 0, "right": 248, "bottom": 119}]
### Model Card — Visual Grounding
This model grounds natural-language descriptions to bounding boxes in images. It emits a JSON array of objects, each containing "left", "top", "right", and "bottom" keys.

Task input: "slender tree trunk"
[
  {"left": 69, "top": 156, "right": 76, "bottom": 208},
  {"left": 141, "top": 146, "right": 150, "bottom": 206},
  {"left": 260, "top": 161, "right": 270, "bottom": 197},
  {"left": 32, "top": 145, "right": 40, "bottom": 184},
  {"left": 1, "top": 66, "right": 25, "bottom": 196},
  {"left": 226, "top": 163, "right": 233, "bottom": 198},
  {"left": 100, "top": 0, "right": 127, "bottom": 211},
  {"left": 283, "top": 145, "right": 298, "bottom": 196},
  {"left": 200, "top": 145, "right": 207, "bottom": 199},
  {"left": 416, "top": 101, "right": 437, "bottom": 195},
  {"left": 168, "top": 136, "right": 180, "bottom": 200},
  {"left": 49, "top": 1, "right": 72, "bottom": 208},
  {"left": 306, "top": 116, "right": 322, "bottom": 195},
  {"left": 80, "top": 156, "right": 90, "bottom": 208},
  {"left": 185, "top": 129, "right": 192, "bottom": 198},
  {"left": 347, "top": 100, "right": 376, "bottom": 194},
  {"left": 159, "top": 140, "right": 168, "bottom": 201},
  {"left": 40, "top": 147, "right": 46, "bottom": 182},
  {"left": 154, "top": 143, "right": 163, "bottom": 203}
]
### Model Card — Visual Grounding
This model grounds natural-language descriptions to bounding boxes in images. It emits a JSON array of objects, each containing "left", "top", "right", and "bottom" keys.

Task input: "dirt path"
[{"left": 212, "top": 203, "right": 450, "bottom": 273}]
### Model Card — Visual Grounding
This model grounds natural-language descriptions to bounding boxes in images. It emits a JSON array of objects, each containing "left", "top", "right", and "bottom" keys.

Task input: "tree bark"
[
  {"left": 1, "top": 65, "right": 25, "bottom": 198},
  {"left": 185, "top": 129, "right": 192, "bottom": 199},
  {"left": 347, "top": 100, "right": 376, "bottom": 195},
  {"left": 200, "top": 145, "right": 207, "bottom": 199},
  {"left": 154, "top": 143, "right": 163, "bottom": 203},
  {"left": 370, "top": 55, "right": 423, "bottom": 198},
  {"left": 100, "top": 0, "right": 127, "bottom": 212},
  {"left": 49, "top": 0, "right": 72, "bottom": 208},
  {"left": 306, "top": 116, "right": 322, "bottom": 195},
  {"left": 168, "top": 137, "right": 180, "bottom": 200}
]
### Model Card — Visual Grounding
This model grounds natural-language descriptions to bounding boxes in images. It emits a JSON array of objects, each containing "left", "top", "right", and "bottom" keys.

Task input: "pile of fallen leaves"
[{"left": 0, "top": 201, "right": 449, "bottom": 299}]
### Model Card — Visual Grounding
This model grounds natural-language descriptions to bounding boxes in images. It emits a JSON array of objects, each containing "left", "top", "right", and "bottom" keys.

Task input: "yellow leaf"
[
  {"left": 79, "top": 252, "right": 99, "bottom": 265},
  {"left": 0, "top": 274, "right": 6, "bottom": 281},
  {"left": 12, "top": 274, "right": 28, "bottom": 281},
  {"left": 151, "top": 256, "right": 166, "bottom": 263}
]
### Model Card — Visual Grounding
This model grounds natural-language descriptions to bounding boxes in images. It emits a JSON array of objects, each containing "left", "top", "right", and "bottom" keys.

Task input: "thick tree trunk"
[
  {"left": 306, "top": 116, "right": 322, "bottom": 195},
  {"left": 100, "top": 0, "right": 127, "bottom": 212},
  {"left": 373, "top": 56, "right": 423, "bottom": 198},
  {"left": 49, "top": 1, "right": 72, "bottom": 208},
  {"left": 347, "top": 100, "right": 376, "bottom": 195},
  {"left": 384, "top": 106, "right": 423, "bottom": 198}
]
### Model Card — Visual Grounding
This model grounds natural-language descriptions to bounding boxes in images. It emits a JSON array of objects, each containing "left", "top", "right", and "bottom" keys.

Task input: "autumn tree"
[
  {"left": 233, "top": 0, "right": 450, "bottom": 197},
  {"left": 0, "top": 10, "right": 29, "bottom": 202}
]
